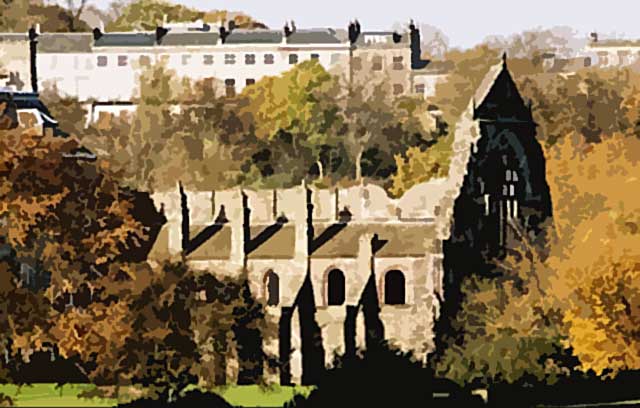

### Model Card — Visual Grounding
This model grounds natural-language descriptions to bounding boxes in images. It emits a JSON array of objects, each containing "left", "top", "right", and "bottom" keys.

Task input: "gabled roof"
[
  {"left": 39, "top": 33, "right": 93, "bottom": 53},
  {"left": 589, "top": 39, "right": 640, "bottom": 48},
  {"left": 0, "top": 33, "right": 29, "bottom": 42},
  {"left": 225, "top": 29, "right": 282, "bottom": 44},
  {"left": 287, "top": 29, "right": 342, "bottom": 44},
  {"left": 474, "top": 56, "right": 534, "bottom": 124},
  {"left": 158, "top": 31, "right": 219, "bottom": 46},
  {"left": 94, "top": 33, "right": 156, "bottom": 47}
]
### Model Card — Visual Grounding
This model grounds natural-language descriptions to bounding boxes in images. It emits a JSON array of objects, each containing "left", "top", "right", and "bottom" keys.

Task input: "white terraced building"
[
  {"left": 37, "top": 27, "right": 353, "bottom": 102},
  {"left": 580, "top": 33, "right": 640, "bottom": 68},
  {"left": 1, "top": 20, "right": 433, "bottom": 121},
  {"left": 37, "top": 23, "right": 424, "bottom": 97}
]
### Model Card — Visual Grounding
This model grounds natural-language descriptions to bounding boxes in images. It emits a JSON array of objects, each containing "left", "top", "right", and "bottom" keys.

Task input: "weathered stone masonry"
[{"left": 148, "top": 57, "right": 553, "bottom": 385}]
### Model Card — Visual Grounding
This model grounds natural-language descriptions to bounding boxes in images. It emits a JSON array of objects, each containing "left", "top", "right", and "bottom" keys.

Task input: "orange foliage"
[{"left": 545, "top": 133, "right": 640, "bottom": 375}]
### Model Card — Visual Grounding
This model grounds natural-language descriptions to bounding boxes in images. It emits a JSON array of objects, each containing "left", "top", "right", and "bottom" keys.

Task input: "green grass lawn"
[
  {"left": 0, "top": 383, "right": 313, "bottom": 407},
  {"left": 0, "top": 384, "right": 116, "bottom": 407},
  {"left": 214, "top": 384, "right": 312, "bottom": 407}
]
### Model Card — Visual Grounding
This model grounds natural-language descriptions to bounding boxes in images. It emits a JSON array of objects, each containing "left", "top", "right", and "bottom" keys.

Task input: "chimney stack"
[
  {"left": 348, "top": 19, "right": 361, "bottom": 45},
  {"left": 409, "top": 19, "right": 429, "bottom": 69},
  {"left": 219, "top": 20, "right": 232, "bottom": 44},
  {"left": 92, "top": 27, "right": 103, "bottom": 41},
  {"left": 155, "top": 26, "right": 168, "bottom": 44},
  {"left": 28, "top": 25, "right": 39, "bottom": 93}
]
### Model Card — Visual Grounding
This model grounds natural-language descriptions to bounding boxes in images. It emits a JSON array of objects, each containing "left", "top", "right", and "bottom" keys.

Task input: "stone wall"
[
  {"left": 147, "top": 61, "right": 503, "bottom": 385},
  {"left": 149, "top": 181, "right": 450, "bottom": 383}
]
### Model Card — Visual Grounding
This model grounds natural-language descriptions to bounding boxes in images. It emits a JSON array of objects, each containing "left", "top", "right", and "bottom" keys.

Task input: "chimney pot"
[
  {"left": 92, "top": 27, "right": 103, "bottom": 41},
  {"left": 284, "top": 21, "right": 291, "bottom": 38}
]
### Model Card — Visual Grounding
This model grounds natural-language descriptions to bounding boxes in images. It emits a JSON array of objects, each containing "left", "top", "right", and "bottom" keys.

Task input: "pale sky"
[{"left": 88, "top": 0, "right": 640, "bottom": 48}]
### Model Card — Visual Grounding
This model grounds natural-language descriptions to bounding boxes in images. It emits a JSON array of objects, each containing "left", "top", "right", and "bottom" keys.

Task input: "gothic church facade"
[{"left": 148, "top": 56, "right": 553, "bottom": 385}]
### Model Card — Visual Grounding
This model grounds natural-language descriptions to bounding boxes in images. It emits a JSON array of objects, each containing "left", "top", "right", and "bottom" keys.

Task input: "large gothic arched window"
[
  {"left": 264, "top": 270, "right": 279, "bottom": 306},
  {"left": 384, "top": 270, "right": 405, "bottom": 305},
  {"left": 327, "top": 269, "right": 345, "bottom": 306}
]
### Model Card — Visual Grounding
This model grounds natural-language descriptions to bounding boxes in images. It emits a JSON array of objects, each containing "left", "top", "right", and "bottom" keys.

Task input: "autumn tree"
[
  {"left": 518, "top": 69, "right": 634, "bottom": 146},
  {"left": 434, "top": 132, "right": 640, "bottom": 385},
  {"left": 545, "top": 133, "right": 640, "bottom": 376},
  {"left": 0, "top": 127, "right": 164, "bottom": 385}
]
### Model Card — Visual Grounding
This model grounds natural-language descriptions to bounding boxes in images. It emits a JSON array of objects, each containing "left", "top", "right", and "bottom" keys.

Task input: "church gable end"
[{"left": 446, "top": 55, "right": 553, "bottom": 285}]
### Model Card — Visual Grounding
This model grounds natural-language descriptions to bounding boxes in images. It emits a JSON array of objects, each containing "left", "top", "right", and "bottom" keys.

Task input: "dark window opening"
[
  {"left": 246, "top": 78, "right": 255, "bottom": 86},
  {"left": 327, "top": 269, "right": 345, "bottom": 306},
  {"left": 392, "top": 55, "right": 404, "bottom": 70},
  {"left": 352, "top": 56, "right": 362, "bottom": 70},
  {"left": 372, "top": 56, "right": 383, "bottom": 71},
  {"left": 264, "top": 270, "right": 279, "bottom": 306},
  {"left": 289, "top": 54, "right": 299, "bottom": 64},
  {"left": 225, "top": 78, "right": 236, "bottom": 97},
  {"left": 384, "top": 270, "right": 405, "bottom": 305}
]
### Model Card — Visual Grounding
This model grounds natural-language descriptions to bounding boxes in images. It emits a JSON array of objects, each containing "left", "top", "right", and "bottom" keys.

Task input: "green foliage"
[
  {"left": 434, "top": 274, "right": 570, "bottom": 386},
  {"left": 518, "top": 68, "right": 640, "bottom": 146},
  {"left": 237, "top": 60, "right": 343, "bottom": 186},
  {"left": 240, "top": 60, "right": 337, "bottom": 141},
  {"left": 107, "top": 0, "right": 201, "bottom": 31},
  {"left": 432, "top": 45, "right": 500, "bottom": 125},
  {"left": 107, "top": 0, "right": 265, "bottom": 31},
  {"left": 390, "top": 135, "right": 452, "bottom": 197},
  {"left": 47, "top": 56, "right": 440, "bottom": 193},
  {"left": 0, "top": 0, "right": 90, "bottom": 32}
]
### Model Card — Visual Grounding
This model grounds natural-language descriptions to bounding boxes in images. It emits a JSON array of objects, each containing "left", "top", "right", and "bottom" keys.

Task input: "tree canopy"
[
  {"left": 107, "top": 0, "right": 266, "bottom": 31},
  {"left": 0, "top": 0, "right": 90, "bottom": 32}
]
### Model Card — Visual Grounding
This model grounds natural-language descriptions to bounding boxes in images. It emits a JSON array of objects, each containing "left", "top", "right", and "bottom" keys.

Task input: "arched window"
[
  {"left": 327, "top": 269, "right": 345, "bottom": 306},
  {"left": 264, "top": 270, "right": 279, "bottom": 306},
  {"left": 384, "top": 270, "right": 405, "bottom": 305}
]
